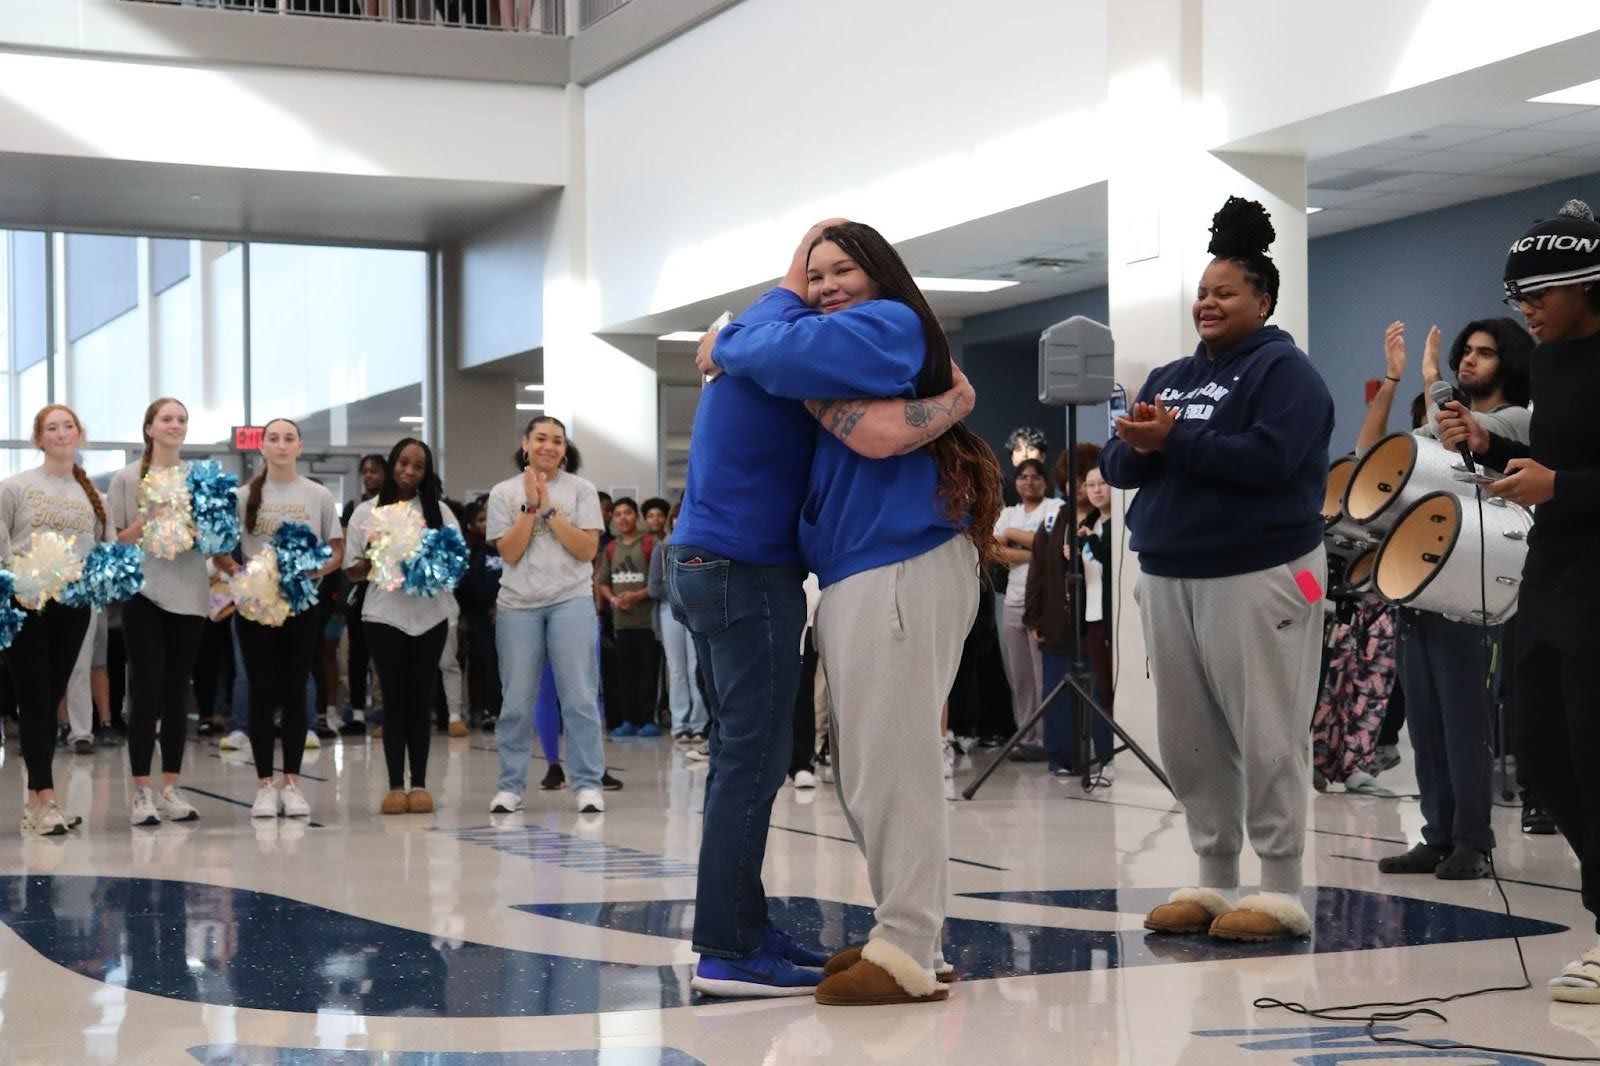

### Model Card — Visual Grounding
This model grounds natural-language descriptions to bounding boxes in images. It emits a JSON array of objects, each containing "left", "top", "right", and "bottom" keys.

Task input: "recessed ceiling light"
[
  {"left": 912, "top": 277, "right": 1019, "bottom": 293},
  {"left": 523, "top": 383, "right": 544, "bottom": 393},
  {"left": 1530, "top": 79, "right": 1600, "bottom": 106},
  {"left": 398, "top": 415, "right": 424, "bottom": 424},
  {"left": 658, "top": 331, "right": 705, "bottom": 343},
  {"left": 516, "top": 402, "right": 544, "bottom": 412},
  {"left": 1307, "top": 206, "right": 1324, "bottom": 215}
]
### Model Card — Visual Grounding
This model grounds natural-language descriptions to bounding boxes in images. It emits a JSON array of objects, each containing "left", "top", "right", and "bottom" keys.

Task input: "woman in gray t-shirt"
[
  {"left": 485, "top": 416, "right": 610, "bottom": 814},
  {"left": 343, "top": 438, "right": 459, "bottom": 817},
  {"left": 213, "top": 418, "right": 343, "bottom": 821},
  {"left": 2, "top": 404, "right": 109, "bottom": 837},
  {"left": 109, "top": 397, "right": 209, "bottom": 829}
]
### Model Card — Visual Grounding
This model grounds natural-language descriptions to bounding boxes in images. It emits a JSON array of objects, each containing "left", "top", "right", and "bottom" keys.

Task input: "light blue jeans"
[
  {"left": 659, "top": 603, "right": 709, "bottom": 736},
  {"left": 495, "top": 595, "right": 606, "bottom": 794}
]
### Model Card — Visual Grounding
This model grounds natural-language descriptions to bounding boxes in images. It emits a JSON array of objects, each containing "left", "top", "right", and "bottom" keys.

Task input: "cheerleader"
[
  {"left": 215, "top": 418, "right": 343, "bottom": 819},
  {"left": 343, "top": 438, "right": 459, "bottom": 814},
  {"left": 2, "top": 405, "right": 107, "bottom": 836},
  {"left": 108, "top": 398, "right": 207, "bottom": 826}
]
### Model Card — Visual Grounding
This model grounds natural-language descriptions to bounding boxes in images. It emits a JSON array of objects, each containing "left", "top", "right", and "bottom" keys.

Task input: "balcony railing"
[
  {"left": 121, "top": 0, "right": 567, "bottom": 35},
  {"left": 578, "top": 0, "right": 628, "bottom": 29}
]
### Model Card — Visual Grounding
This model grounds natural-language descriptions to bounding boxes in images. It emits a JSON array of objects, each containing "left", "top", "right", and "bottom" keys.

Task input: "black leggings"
[
  {"left": 123, "top": 594, "right": 205, "bottom": 778},
  {"left": 366, "top": 621, "right": 448, "bottom": 789},
  {"left": 236, "top": 612, "right": 321, "bottom": 780},
  {"left": 4, "top": 602, "right": 90, "bottom": 792}
]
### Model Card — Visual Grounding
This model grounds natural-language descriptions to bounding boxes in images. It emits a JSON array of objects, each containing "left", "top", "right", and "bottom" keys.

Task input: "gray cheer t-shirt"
[
  {"left": 344, "top": 497, "right": 461, "bottom": 638},
  {"left": 108, "top": 461, "right": 209, "bottom": 618},
  {"left": 485, "top": 470, "right": 603, "bottom": 612},
  {"left": 0, "top": 466, "right": 107, "bottom": 563},
  {"left": 238, "top": 476, "right": 342, "bottom": 561}
]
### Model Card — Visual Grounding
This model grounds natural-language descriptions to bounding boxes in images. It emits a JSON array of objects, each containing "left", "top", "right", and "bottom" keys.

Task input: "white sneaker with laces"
[
  {"left": 576, "top": 788, "right": 605, "bottom": 814},
  {"left": 18, "top": 801, "right": 35, "bottom": 836},
  {"left": 489, "top": 790, "right": 523, "bottom": 814},
  {"left": 34, "top": 801, "right": 71, "bottom": 836},
  {"left": 304, "top": 730, "right": 320, "bottom": 750},
  {"left": 251, "top": 783, "right": 281, "bottom": 819},
  {"left": 129, "top": 786, "right": 160, "bottom": 827},
  {"left": 280, "top": 781, "right": 310, "bottom": 818},
  {"left": 792, "top": 770, "right": 818, "bottom": 790},
  {"left": 157, "top": 786, "right": 199, "bottom": 822},
  {"left": 221, "top": 729, "right": 249, "bottom": 751}
]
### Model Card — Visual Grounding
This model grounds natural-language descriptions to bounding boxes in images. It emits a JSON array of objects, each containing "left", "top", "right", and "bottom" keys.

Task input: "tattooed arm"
[{"left": 805, "top": 365, "right": 977, "bottom": 459}]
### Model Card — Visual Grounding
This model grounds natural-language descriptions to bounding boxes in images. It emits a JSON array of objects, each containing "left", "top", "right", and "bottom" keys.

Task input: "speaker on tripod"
[{"left": 964, "top": 317, "right": 1173, "bottom": 799}]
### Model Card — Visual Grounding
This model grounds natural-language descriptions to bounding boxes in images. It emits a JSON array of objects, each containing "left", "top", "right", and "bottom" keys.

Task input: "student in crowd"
[
  {"left": 648, "top": 501, "right": 709, "bottom": 744},
  {"left": 60, "top": 610, "right": 116, "bottom": 754},
  {"left": 344, "top": 438, "right": 459, "bottom": 815},
  {"left": 457, "top": 496, "right": 502, "bottom": 731},
  {"left": 596, "top": 498, "right": 660, "bottom": 737},
  {"left": 641, "top": 498, "right": 671, "bottom": 539},
  {"left": 3, "top": 405, "right": 108, "bottom": 836},
  {"left": 1077, "top": 461, "right": 1116, "bottom": 777},
  {"left": 1363, "top": 317, "right": 1532, "bottom": 880},
  {"left": 993, "top": 458, "right": 1060, "bottom": 754},
  {"left": 699, "top": 219, "right": 999, "bottom": 1006},
  {"left": 487, "top": 416, "right": 610, "bottom": 815},
  {"left": 216, "top": 418, "right": 343, "bottom": 820},
  {"left": 339, "top": 453, "right": 386, "bottom": 736},
  {"left": 109, "top": 398, "right": 208, "bottom": 826},
  {"left": 1105, "top": 197, "right": 1333, "bottom": 943}
]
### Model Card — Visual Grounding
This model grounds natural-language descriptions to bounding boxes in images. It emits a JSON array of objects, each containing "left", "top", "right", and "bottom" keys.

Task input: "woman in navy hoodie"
[
  {"left": 1103, "top": 197, "right": 1334, "bottom": 943},
  {"left": 704, "top": 221, "right": 1003, "bottom": 1006}
]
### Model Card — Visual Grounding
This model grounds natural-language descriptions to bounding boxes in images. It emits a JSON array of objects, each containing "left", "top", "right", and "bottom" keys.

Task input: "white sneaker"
[
  {"left": 129, "top": 786, "right": 160, "bottom": 827},
  {"left": 32, "top": 801, "right": 70, "bottom": 837},
  {"left": 792, "top": 770, "right": 818, "bottom": 790},
  {"left": 576, "top": 788, "right": 605, "bottom": 814},
  {"left": 489, "top": 790, "right": 523, "bottom": 814},
  {"left": 19, "top": 802, "right": 36, "bottom": 836},
  {"left": 685, "top": 743, "right": 711, "bottom": 763},
  {"left": 280, "top": 781, "right": 310, "bottom": 818},
  {"left": 304, "top": 730, "right": 320, "bottom": 750},
  {"left": 818, "top": 763, "right": 834, "bottom": 784},
  {"left": 1088, "top": 761, "right": 1116, "bottom": 788},
  {"left": 157, "top": 785, "right": 199, "bottom": 822},
  {"left": 251, "top": 783, "right": 281, "bottom": 819},
  {"left": 221, "top": 729, "right": 249, "bottom": 751}
]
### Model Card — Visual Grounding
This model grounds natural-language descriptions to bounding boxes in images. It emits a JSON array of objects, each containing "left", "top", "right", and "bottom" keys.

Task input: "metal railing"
[
  {"left": 121, "top": 0, "right": 567, "bottom": 35},
  {"left": 578, "top": 0, "right": 628, "bottom": 29}
]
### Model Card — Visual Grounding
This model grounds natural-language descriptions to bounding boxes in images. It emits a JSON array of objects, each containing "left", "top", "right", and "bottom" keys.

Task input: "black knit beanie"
[{"left": 1503, "top": 199, "right": 1600, "bottom": 298}]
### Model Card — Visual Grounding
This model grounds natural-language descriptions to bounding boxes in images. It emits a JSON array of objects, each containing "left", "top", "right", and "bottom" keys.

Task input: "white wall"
[
  {"left": 0, "top": 50, "right": 569, "bottom": 186},
  {"left": 582, "top": 0, "right": 1109, "bottom": 327},
  {"left": 460, "top": 203, "right": 548, "bottom": 369}
]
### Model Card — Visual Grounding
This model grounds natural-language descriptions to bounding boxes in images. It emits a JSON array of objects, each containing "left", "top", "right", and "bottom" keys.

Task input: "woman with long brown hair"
[
  {"left": 108, "top": 397, "right": 208, "bottom": 826},
  {"left": 702, "top": 220, "right": 1002, "bottom": 1006},
  {"left": 1, "top": 405, "right": 109, "bottom": 836}
]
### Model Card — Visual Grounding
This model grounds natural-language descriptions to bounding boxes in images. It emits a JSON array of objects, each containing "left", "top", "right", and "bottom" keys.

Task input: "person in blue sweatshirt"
[
  {"left": 699, "top": 220, "right": 1003, "bottom": 1007},
  {"left": 1104, "top": 197, "right": 1334, "bottom": 944},
  {"left": 670, "top": 218, "right": 978, "bottom": 1000}
]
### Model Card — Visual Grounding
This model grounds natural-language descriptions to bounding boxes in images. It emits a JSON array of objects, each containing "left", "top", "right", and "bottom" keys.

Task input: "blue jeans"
[
  {"left": 659, "top": 603, "right": 709, "bottom": 736},
  {"left": 495, "top": 595, "right": 606, "bottom": 793},
  {"left": 1041, "top": 651, "right": 1112, "bottom": 771},
  {"left": 667, "top": 544, "right": 806, "bottom": 959},
  {"left": 230, "top": 620, "right": 315, "bottom": 732}
]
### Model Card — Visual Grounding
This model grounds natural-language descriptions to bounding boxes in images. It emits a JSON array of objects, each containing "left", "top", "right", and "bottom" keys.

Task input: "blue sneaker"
[
  {"left": 612, "top": 723, "right": 637, "bottom": 738},
  {"left": 691, "top": 949, "right": 825, "bottom": 998},
  {"left": 766, "top": 926, "right": 831, "bottom": 969},
  {"left": 636, "top": 723, "right": 663, "bottom": 738}
]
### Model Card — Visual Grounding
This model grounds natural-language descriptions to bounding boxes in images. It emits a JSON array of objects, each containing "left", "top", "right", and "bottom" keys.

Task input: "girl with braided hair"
[{"left": 1103, "top": 197, "right": 1334, "bottom": 943}]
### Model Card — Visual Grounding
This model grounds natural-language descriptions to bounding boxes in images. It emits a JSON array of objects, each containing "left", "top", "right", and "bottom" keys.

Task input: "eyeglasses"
[{"left": 1502, "top": 289, "right": 1548, "bottom": 310}]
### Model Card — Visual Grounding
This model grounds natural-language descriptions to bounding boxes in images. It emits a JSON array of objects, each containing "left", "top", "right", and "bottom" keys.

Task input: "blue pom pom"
[
  {"left": 61, "top": 543, "right": 146, "bottom": 610},
  {"left": 188, "top": 460, "right": 241, "bottom": 555},
  {"left": 271, "top": 522, "right": 333, "bottom": 616},
  {"left": 0, "top": 570, "right": 26, "bottom": 650},
  {"left": 401, "top": 526, "right": 468, "bottom": 598}
]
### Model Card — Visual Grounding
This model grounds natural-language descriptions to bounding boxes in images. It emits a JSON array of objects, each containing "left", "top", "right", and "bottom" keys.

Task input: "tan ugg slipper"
[
  {"left": 1145, "top": 887, "right": 1233, "bottom": 934},
  {"left": 823, "top": 945, "right": 956, "bottom": 983},
  {"left": 815, "top": 940, "right": 948, "bottom": 1006},
  {"left": 1209, "top": 893, "right": 1312, "bottom": 942}
]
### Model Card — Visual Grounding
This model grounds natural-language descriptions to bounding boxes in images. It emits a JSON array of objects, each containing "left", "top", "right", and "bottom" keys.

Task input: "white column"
[{"left": 1105, "top": 0, "right": 1309, "bottom": 755}]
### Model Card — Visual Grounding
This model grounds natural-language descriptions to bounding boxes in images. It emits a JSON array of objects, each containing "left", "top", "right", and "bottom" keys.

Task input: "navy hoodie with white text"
[{"left": 1099, "top": 326, "right": 1333, "bottom": 579}]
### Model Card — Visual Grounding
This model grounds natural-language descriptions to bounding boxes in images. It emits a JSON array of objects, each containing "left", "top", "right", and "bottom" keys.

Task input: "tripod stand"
[{"left": 964, "top": 405, "right": 1172, "bottom": 801}]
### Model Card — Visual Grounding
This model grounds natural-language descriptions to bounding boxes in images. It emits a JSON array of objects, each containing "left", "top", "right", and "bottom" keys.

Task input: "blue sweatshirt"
[
  {"left": 713, "top": 288, "right": 959, "bottom": 587},
  {"left": 1099, "top": 326, "right": 1333, "bottom": 579},
  {"left": 670, "top": 290, "right": 819, "bottom": 567}
]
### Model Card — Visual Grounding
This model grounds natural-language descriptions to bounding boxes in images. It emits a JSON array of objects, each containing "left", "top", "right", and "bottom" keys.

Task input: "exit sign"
[{"left": 233, "top": 425, "right": 265, "bottom": 451}]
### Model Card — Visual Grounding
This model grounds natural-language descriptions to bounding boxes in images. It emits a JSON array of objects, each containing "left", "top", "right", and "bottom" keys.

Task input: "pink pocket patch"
[{"left": 1293, "top": 569, "right": 1324, "bottom": 604}]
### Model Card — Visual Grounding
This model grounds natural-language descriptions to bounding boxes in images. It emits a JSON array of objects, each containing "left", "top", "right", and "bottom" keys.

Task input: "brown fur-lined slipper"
[{"left": 815, "top": 940, "right": 949, "bottom": 1006}]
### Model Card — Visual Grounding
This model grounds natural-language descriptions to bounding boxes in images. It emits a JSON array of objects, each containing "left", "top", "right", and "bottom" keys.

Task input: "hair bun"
[
  {"left": 1558, "top": 198, "right": 1596, "bottom": 222},
  {"left": 1207, "top": 196, "right": 1276, "bottom": 259}
]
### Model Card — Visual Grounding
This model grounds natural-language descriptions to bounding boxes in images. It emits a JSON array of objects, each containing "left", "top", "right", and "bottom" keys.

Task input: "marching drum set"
[{"left": 1323, "top": 433, "right": 1533, "bottom": 624}]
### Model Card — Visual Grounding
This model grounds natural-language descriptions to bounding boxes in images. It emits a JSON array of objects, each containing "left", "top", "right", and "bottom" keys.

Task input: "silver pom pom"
[{"left": 1558, "top": 198, "right": 1595, "bottom": 222}]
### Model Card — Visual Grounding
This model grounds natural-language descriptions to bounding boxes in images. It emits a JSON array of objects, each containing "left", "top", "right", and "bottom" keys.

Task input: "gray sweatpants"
[
  {"left": 817, "top": 534, "right": 979, "bottom": 970},
  {"left": 1137, "top": 546, "right": 1325, "bottom": 894}
]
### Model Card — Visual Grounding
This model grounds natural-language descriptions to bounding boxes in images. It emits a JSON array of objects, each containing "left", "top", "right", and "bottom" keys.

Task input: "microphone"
[{"left": 1429, "top": 379, "right": 1476, "bottom": 473}]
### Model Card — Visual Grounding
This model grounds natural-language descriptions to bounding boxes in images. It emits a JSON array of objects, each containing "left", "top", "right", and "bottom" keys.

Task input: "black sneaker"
[
  {"left": 1522, "top": 803, "right": 1558, "bottom": 835},
  {"left": 196, "top": 718, "right": 218, "bottom": 737},
  {"left": 338, "top": 720, "right": 367, "bottom": 737},
  {"left": 539, "top": 763, "right": 566, "bottom": 791},
  {"left": 1009, "top": 744, "right": 1049, "bottom": 763},
  {"left": 315, "top": 721, "right": 338, "bottom": 740},
  {"left": 95, "top": 726, "right": 120, "bottom": 748},
  {"left": 602, "top": 772, "right": 623, "bottom": 791},
  {"left": 1435, "top": 846, "right": 1491, "bottom": 880},
  {"left": 72, "top": 737, "right": 94, "bottom": 755},
  {"left": 1377, "top": 842, "right": 1448, "bottom": 874}
]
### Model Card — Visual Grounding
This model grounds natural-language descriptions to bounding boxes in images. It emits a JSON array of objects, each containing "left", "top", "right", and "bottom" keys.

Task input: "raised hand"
[
  {"left": 1383, "top": 320, "right": 1407, "bottom": 382},
  {"left": 1421, "top": 324, "right": 1442, "bottom": 386}
]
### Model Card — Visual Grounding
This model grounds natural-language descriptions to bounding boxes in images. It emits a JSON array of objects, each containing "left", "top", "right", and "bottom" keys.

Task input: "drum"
[
  {"left": 1323, "top": 455, "right": 1374, "bottom": 569},
  {"left": 1344, "top": 549, "right": 1377, "bottom": 595},
  {"left": 1373, "top": 491, "right": 1531, "bottom": 624},
  {"left": 1343, "top": 432, "right": 1481, "bottom": 536}
]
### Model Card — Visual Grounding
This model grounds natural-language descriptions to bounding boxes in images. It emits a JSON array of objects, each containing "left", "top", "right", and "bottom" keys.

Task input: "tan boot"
[
  {"left": 1145, "top": 888, "right": 1234, "bottom": 934},
  {"left": 815, "top": 939, "right": 948, "bottom": 1006},
  {"left": 380, "top": 790, "right": 408, "bottom": 815},
  {"left": 448, "top": 721, "right": 468, "bottom": 738},
  {"left": 1209, "top": 894, "right": 1311, "bottom": 942},
  {"left": 824, "top": 945, "right": 955, "bottom": 983},
  {"left": 407, "top": 789, "right": 435, "bottom": 814}
]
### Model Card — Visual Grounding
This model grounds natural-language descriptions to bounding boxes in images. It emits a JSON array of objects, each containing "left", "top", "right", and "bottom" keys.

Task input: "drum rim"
[
  {"left": 1372, "top": 489, "right": 1462, "bottom": 608},
  {"left": 1342, "top": 432, "right": 1417, "bottom": 527},
  {"left": 1324, "top": 454, "right": 1357, "bottom": 528}
]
